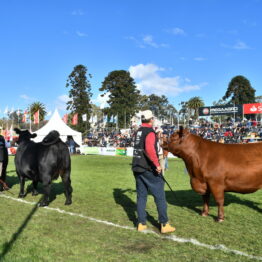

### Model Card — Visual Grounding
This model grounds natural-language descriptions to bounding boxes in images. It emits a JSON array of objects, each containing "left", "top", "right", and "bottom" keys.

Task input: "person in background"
[
  {"left": 132, "top": 110, "right": 176, "bottom": 234},
  {"left": 156, "top": 128, "right": 165, "bottom": 176},
  {"left": 66, "top": 136, "right": 76, "bottom": 154},
  {"left": 0, "top": 135, "right": 9, "bottom": 190},
  {"left": 163, "top": 133, "right": 169, "bottom": 171}
]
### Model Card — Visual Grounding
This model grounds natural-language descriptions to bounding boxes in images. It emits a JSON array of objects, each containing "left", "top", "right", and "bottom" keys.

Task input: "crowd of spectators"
[{"left": 83, "top": 118, "right": 262, "bottom": 147}]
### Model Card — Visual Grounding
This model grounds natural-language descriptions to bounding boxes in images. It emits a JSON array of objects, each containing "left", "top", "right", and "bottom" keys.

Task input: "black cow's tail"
[{"left": 42, "top": 130, "right": 61, "bottom": 146}]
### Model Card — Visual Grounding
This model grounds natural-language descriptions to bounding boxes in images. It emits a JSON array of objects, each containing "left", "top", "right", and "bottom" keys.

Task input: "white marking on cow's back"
[{"left": 0, "top": 194, "right": 261, "bottom": 261}]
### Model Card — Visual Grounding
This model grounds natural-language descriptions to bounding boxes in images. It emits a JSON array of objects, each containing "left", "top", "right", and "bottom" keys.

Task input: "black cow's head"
[{"left": 14, "top": 128, "right": 37, "bottom": 144}]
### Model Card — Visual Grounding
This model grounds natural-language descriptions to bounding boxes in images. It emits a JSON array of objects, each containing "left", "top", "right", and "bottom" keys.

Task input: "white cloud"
[
  {"left": 47, "top": 111, "right": 52, "bottom": 117},
  {"left": 20, "top": 94, "right": 34, "bottom": 101},
  {"left": 194, "top": 57, "right": 207, "bottom": 61},
  {"left": 76, "top": 31, "right": 87, "bottom": 37},
  {"left": 221, "top": 40, "right": 251, "bottom": 50},
  {"left": 195, "top": 33, "right": 206, "bottom": 38},
  {"left": 126, "top": 35, "right": 168, "bottom": 48},
  {"left": 233, "top": 41, "right": 250, "bottom": 50},
  {"left": 92, "top": 93, "right": 110, "bottom": 109},
  {"left": 129, "top": 63, "right": 206, "bottom": 96},
  {"left": 167, "top": 27, "right": 186, "bottom": 36},
  {"left": 71, "top": 9, "right": 84, "bottom": 16},
  {"left": 55, "top": 94, "right": 70, "bottom": 111}
]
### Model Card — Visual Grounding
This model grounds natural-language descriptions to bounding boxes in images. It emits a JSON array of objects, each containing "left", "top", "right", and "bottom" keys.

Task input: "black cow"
[{"left": 14, "top": 128, "right": 73, "bottom": 206}]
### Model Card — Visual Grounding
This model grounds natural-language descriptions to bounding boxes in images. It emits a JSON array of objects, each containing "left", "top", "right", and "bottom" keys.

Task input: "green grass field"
[{"left": 0, "top": 155, "right": 261, "bottom": 262}]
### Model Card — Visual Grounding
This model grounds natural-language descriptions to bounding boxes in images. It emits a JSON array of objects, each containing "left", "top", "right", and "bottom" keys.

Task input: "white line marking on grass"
[{"left": 1, "top": 194, "right": 262, "bottom": 261}]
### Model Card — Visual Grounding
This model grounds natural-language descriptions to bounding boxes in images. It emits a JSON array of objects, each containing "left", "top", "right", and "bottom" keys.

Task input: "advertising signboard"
[
  {"left": 199, "top": 105, "right": 242, "bottom": 116},
  {"left": 115, "top": 148, "right": 127, "bottom": 156},
  {"left": 243, "top": 103, "right": 262, "bottom": 114}
]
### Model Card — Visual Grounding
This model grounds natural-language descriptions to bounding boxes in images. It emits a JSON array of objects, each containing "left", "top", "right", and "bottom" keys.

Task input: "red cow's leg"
[
  {"left": 209, "top": 185, "right": 225, "bottom": 222},
  {"left": 201, "top": 192, "right": 210, "bottom": 217}
]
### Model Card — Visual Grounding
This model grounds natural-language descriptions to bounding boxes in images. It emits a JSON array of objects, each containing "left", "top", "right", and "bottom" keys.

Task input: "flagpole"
[{"left": 116, "top": 113, "right": 118, "bottom": 130}]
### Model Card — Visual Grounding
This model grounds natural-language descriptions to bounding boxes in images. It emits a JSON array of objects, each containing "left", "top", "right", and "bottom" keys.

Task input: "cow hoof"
[
  {"left": 65, "top": 200, "right": 72, "bottom": 205},
  {"left": 18, "top": 194, "right": 26, "bottom": 198},
  {"left": 201, "top": 212, "right": 209, "bottom": 217},
  {"left": 32, "top": 192, "right": 39, "bottom": 196},
  {"left": 38, "top": 201, "right": 49, "bottom": 207},
  {"left": 216, "top": 218, "right": 224, "bottom": 223}
]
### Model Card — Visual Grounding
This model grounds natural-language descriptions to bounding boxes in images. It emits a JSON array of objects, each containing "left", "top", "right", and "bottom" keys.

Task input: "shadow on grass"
[
  {"left": 166, "top": 190, "right": 262, "bottom": 215},
  {"left": 3, "top": 175, "right": 67, "bottom": 205},
  {"left": 0, "top": 196, "right": 43, "bottom": 261},
  {"left": 26, "top": 182, "right": 66, "bottom": 204},
  {"left": 113, "top": 188, "right": 159, "bottom": 228}
]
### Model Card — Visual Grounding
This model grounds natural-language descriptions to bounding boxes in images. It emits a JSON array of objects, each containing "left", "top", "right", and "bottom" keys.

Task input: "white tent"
[{"left": 33, "top": 109, "right": 82, "bottom": 146}]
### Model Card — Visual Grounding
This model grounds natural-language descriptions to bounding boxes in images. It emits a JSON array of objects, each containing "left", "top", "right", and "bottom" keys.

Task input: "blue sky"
[{"left": 0, "top": 0, "right": 261, "bottom": 117}]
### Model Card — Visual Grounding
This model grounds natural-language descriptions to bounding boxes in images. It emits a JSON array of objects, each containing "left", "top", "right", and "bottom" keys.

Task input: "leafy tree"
[
  {"left": 66, "top": 64, "right": 92, "bottom": 133},
  {"left": 99, "top": 70, "right": 140, "bottom": 128},
  {"left": 8, "top": 109, "right": 23, "bottom": 125},
  {"left": 138, "top": 94, "right": 177, "bottom": 123},
  {"left": 138, "top": 95, "right": 150, "bottom": 111},
  {"left": 187, "top": 96, "right": 204, "bottom": 118},
  {"left": 223, "top": 75, "right": 256, "bottom": 104},
  {"left": 255, "top": 96, "right": 262, "bottom": 103},
  {"left": 29, "top": 102, "right": 47, "bottom": 121}
]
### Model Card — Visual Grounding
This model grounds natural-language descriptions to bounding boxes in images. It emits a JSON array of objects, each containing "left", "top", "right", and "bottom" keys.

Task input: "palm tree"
[
  {"left": 29, "top": 102, "right": 47, "bottom": 121},
  {"left": 187, "top": 96, "right": 204, "bottom": 119}
]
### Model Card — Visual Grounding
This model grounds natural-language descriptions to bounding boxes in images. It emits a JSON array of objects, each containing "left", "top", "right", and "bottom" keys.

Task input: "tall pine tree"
[
  {"left": 223, "top": 75, "right": 256, "bottom": 104},
  {"left": 99, "top": 70, "right": 140, "bottom": 128},
  {"left": 66, "top": 64, "right": 92, "bottom": 133}
]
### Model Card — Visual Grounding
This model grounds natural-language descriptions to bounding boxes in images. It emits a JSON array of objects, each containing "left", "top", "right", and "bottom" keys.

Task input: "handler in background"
[
  {"left": 0, "top": 135, "right": 8, "bottom": 190},
  {"left": 132, "top": 110, "right": 175, "bottom": 234},
  {"left": 156, "top": 128, "right": 166, "bottom": 176}
]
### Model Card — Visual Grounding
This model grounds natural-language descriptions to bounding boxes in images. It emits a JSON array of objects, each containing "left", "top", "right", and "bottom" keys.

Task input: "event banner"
[
  {"left": 115, "top": 148, "right": 127, "bottom": 156},
  {"left": 199, "top": 105, "right": 242, "bottom": 116},
  {"left": 243, "top": 103, "right": 262, "bottom": 114}
]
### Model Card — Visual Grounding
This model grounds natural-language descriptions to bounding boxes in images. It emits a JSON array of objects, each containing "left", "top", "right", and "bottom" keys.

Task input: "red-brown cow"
[{"left": 166, "top": 127, "right": 262, "bottom": 222}]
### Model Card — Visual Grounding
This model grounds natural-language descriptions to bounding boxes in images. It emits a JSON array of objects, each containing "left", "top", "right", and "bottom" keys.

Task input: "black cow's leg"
[
  {"left": 18, "top": 176, "right": 26, "bottom": 198},
  {"left": 62, "top": 171, "right": 73, "bottom": 205},
  {"left": 32, "top": 181, "right": 38, "bottom": 196},
  {"left": 1, "top": 162, "right": 7, "bottom": 181},
  {"left": 201, "top": 192, "right": 210, "bottom": 217},
  {"left": 39, "top": 179, "right": 51, "bottom": 206}
]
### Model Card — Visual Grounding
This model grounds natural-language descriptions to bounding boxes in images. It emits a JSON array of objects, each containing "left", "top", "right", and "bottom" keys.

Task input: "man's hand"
[{"left": 156, "top": 166, "right": 162, "bottom": 174}]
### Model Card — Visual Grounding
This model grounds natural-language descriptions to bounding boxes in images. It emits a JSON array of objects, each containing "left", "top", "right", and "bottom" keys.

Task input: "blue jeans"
[
  {"left": 165, "top": 158, "right": 169, "bottom": 170},
  {"left": 134, "top": 170, "right": 168, "bottom": 224}
]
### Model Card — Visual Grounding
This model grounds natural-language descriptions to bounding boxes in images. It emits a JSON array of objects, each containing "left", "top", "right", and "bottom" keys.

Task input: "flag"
[
  {"left": 72, "top": 113, "right": 78, "bottom": 125},
  {"left": 82, "top": 114, "right": 87, "bottom": 122},
  {"left": 62, "top": 114, "right": 68, "bottom": 124},
  {"left": 103, "top": 115, "right": 108, "bottom": 123},
  {"left": 93, "top": 115, "right": 97, "bottom": 123},
  {"left": 22, "top": 111, "right": 28, "bottom": 123},
  {"left": 34, "top": 110, "right": 40, "bottom": 124},
  {"left": 9, "top": 125, "right": 13, "bottom": 141},
  {"left": 110, "top": 116, "right": 114, "bottom": 123},
  {"left": 89, "top": 115, "right": 93, "bottom": 123},
  {"left": 4, "top": 126, "right": 10, "bottom": 140}
]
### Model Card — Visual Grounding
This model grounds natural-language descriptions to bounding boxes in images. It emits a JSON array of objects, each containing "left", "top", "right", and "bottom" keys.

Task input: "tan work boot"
[
  {"left": 161, "top": 223, "right": 176, "bottom": 234},
  {"left": 137, "top": 223, "right": 147, "bottom": 232}
]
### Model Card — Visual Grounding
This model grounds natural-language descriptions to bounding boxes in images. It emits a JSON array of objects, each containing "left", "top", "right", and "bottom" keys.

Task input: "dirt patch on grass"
[{"left": 123, "top": 241, "right": 155, "bottom": 253}]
